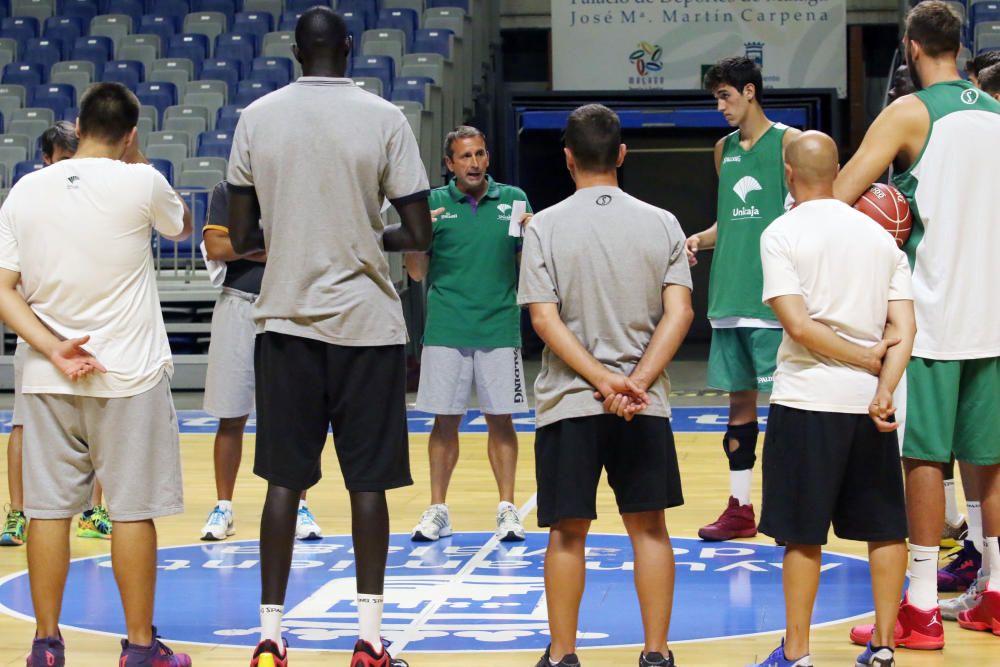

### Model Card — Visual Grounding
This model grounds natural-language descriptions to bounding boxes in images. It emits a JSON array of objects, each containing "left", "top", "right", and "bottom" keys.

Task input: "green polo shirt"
[{"left": 423, "top": 176, "right": 532, "bottom": 348}]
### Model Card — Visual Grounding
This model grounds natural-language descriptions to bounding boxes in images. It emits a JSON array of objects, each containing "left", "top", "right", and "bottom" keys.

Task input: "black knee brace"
[{"left": 723, "top": 422, "right": 759, "bottom": 471}]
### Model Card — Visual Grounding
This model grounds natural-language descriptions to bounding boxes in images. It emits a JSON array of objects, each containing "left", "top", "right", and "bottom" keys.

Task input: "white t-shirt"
[
  {"left": 0, "top": 158, "right": 185, "bottom": 397},
  {"left": 760, "top": 198, "right": 913, "bottom": 414}
]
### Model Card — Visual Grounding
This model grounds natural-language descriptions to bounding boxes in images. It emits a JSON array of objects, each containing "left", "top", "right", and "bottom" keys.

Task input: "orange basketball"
[{"left": 853, "top": 183, "right": 912, "bottom": 248}]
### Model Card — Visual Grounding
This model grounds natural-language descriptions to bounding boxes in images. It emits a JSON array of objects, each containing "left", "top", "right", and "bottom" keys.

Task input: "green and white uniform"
[
  {"left": 892, "top": 81, "right": 1000, "bottom": 464},
  {"left": 707, "top": 123, "right": 789, "bottom": 392}
]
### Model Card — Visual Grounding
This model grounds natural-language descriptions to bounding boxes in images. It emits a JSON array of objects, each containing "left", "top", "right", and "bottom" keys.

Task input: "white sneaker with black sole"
[
  {"left": 411, "top": 504, "right": 452, "bottom": 541},
  {"left": 496, "top": 501, "right": 526, "bottom": 542},
  {"left": 200, "top": 505, "right": 235, "bottom": 541}
]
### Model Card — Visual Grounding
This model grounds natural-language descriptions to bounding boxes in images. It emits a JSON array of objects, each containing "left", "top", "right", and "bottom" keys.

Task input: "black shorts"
[
  {"left": 759, "top": 404, "right": 907, "bottom": 545},
  {"left": 253, "top": 332, "right": 412, "bottom": 492},
  {"left": 534, "top": 415, "right": 683, "bottom": 528}
]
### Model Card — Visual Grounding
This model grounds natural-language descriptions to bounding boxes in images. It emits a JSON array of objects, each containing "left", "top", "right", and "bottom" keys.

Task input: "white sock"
[
  {"left": 943, "top": 479, "right": 961, "bottom": 526},
  {"left": 259, "top": 604, "right": 283, "bottom": 644},
  {"left": 985, "top": 536, "right": 1000, "bottom": 592},
  {"left": 498, "top": 500, "right": 517, "bottom": 512},
  {"left": 298, "top": 499, "right": 307, "bottom": 510},
  {"left": 967, "top": 501, "right": 983, "bottom": 553},
  {"left": 357, "top": 594, "right": 384, "bottom": 653},
  {"left": 907, "top": 544, "right": 939, "bottom": 611},
  {"left": 730, "top": 469, "right": 752, "bottom": 506},
  {"left": 217, "top": 500, "right": 232, "bottom": 513}
]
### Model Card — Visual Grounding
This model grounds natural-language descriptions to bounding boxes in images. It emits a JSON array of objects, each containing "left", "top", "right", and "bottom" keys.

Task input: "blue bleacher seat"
[
  {"left": 106, "top": 0, "right": 144, "bottom": 28},
  {"left": 277, "top": 10, "right": 301, "bottom": 32},
  {"left": 159, "top": 187, "right": 208, "bottom": 257},
  {"left": 215, "top": 32, "right": 255, "bottom": 62},
  {"left": 249, "top": 57, "right": 289, "bottom": 86},
  {"left": 251, "top": 55, "right": 291, "bottom": 79},
  {"left": 136, "top": 80, "right": 176, "bottom": 120},
  {"left": 1, "top": 17, "right": 38, "bottom": 54},
  {"left": 200, "top": 57, "right": 240, "bottom": 96},
  {"left": 426, "top": 0, "right": 469, "bottom": 9},
  {"left": 148, "top": 0, "right": 190, "bottom": 20},
  {"left": 23, "top": 38, "right": 61, "bottom": 76},
  {"left": 59, "top": 0, "right": 98, "bottom": 24},
  {"left": 391, "top": 75, "right": 431, "bottom": 106},
  {"left": 351, "top": 54, "right": 393, "bottom": 96},
  {"left": 215, "top": 103, "right": 242, "bottom": 130},
  {"left": 139, "top": 15, "right": 179, "bottom": 47},
  {"left": 102, "top": 59, "right": 143, "bottom": 88},
  {"left": 377, "top": 8, "right": 417, "bottom": 50},
  {"left": 72, "top": 36, "right": 114, "bottom": 77},
  {"left": 62, "top": 106, "right": 76, "bottom": 121},
  {"left": 286, "top": 0, "right": 331, "bottom": 12},
  {"left": 232, "top": 11, "right": 272, "bottom": 41},
  {"left": 43, "top": 17, "right": 84, "bottom": 54},
  {"left": 234, "top": 78, "right": 273, "bottom": 105},
  {"left": 191, "top": 0, "right": 236, "bottom": 25},
  {"left": 2, "top": 62, "right": 43, "bottom": 86},
  {"left": 197, "top": 129, "right": 231, "bottom": 157},
  {"left": 167, "top": 33, "right": 209, "bottom": 66},
  {"left": 413, "top": 27, "right": 452, "bottom": 58},
  {"left": 31, "top": 83, "right": 73, "bottom": 116},
  {"left": 338, "top": 0, "right": 377, "bottom": 27},
  {"left": 340, "top": 10, "right": 368, "bottom": 39},
  {"left": 973, "top": 3, "right": 1000, "bottom": 25},
  {"left": 12, "top": 158, "right": 43, "bottom": 185},
  {"left": 148, "top": 156, "right": 173, "bottom": 184}
]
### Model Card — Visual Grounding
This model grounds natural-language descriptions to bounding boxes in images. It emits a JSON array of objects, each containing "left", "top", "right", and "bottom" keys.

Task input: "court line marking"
[{"left": 389, "top": 492, "right": 539, "bottom": 654}]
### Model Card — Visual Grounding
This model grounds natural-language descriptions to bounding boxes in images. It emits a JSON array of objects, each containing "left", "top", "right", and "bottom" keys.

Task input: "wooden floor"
[{"left": 0, "top": 427, "right": 996, "bottom": 666}]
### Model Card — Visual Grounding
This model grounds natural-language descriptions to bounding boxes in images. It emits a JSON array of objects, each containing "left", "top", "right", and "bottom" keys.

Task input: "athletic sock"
[
  {"left": 298, "top": 499, "right": 308, "bottom": 510},
  {"left": 730, "top": 469, "right": 752, "bottom": 506},
  {"left": 944, "top": 479, "right": 962, "bottom": 526},
  {"left": 967, "top": 501, "right": 983, "bottom": 553},
  {"left": 907, "top": 544, "right": 940, "bottom": 610},
  {"left": 217, "top": 499, "right": 233, "bottom": 513},
  {"left": 984, "top": 536, "right": 1000, "bottom": 592},
  {"left": 259, "top": 604, "right": 283, "bottom": 644},
  {"left": 357, "top": 594, "right": 384, "bottom": 654}
]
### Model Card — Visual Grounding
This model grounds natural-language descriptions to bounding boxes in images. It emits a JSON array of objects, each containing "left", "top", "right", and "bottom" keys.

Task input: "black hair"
[
  {"left": 78, "top": 82, "right": 139, "bottom": 144},
  {"left": 703, "top": 56, "right": 764, "bottom": 101},
  {"left": 564, "top": 104, "right": 621, "bottom": 173}
]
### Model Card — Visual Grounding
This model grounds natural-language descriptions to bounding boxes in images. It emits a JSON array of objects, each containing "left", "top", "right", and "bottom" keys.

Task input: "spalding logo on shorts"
[{"left": 0, "top": 534, "right": 873, "bottom": 651}]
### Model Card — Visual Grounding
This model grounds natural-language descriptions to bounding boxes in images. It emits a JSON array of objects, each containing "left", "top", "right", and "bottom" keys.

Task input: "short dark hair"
[
  {"left": 40, "top": 120, "right": 78, "bottom": 159},
  {"left": 444, "top": 125, "right": 486, "bottom": 159},
  {"left": 703, "top": 56, "right": 764, "bottom": 101},
  {"left": 967, "top": 50, "right": 1000, "bottom": 77},
  {"left": 78, "top": 82, "right": 139, "bottom": 144},
  {"left": 906, "top": 1, "right": 961, "bottom": 58},
  {"left": 564, "top": 104, "right": 621, "bottom": 173},
  {"left": 295, "top": 6, "right": 348, "bottom": 60},
  {"left": 979, "top": 63, "right": 1000, "bottom": 95}
]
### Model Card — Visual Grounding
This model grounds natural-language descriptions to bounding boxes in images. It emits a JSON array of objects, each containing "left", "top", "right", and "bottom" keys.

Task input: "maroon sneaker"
[
  {"left": 938, "top": 540, "right": 981, "bottom": 592},
  {"left": 26, "top": 635, "right": 64, "bottom": 667},
  {"left": 698, "top": 496, "right": 757, "bottom": 541}
]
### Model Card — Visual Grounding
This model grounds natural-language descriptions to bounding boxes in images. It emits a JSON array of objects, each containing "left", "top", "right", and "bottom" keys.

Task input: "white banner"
[{"left": 552, "top": 0, "right": 847, "bottom": 97}]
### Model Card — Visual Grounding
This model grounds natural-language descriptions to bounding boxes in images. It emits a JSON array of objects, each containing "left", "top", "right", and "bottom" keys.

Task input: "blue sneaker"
[
  {"left": 747, "top": 639, "right": 812, "bottom": 667},
  {"left": 295, "top": 504, "right": 322, "bottom": 541},
  {"left": 855, "top": 642, "right": 895, "bottom": 666},
  {"left": 27, "top": 635, "right": 64, "bottom": 667}
]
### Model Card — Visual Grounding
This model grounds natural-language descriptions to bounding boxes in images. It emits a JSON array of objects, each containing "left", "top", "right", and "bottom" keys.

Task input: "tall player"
[
  {"left": 686, "top": 57, "right": 800, "bottom": 541},
  {"left": 837, "top": 2, "right": 1000, "bottom": 648}
]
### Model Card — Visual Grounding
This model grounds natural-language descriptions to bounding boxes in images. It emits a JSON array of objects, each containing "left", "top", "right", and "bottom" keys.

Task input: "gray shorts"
[
  {"left": 21, "top": 374, "right": 184, "bottom": 522},
  {"left": 10, "top": 341, "right": 25, "bottom": 426},
  {"left": 203, "top": 288, "right": 257, "bottom": 419},
  {"left": 415, "top": 346, "right": 527, "bottom": 415}
]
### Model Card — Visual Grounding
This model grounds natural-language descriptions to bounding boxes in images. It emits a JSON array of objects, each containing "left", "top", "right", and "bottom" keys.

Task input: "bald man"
[{"left": 747, "top": 132, "right": 916, "bottom": 667}]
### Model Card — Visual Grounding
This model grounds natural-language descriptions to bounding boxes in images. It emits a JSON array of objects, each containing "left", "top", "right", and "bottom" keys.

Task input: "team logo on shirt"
[
  {"left": 596, "top": 195, "right": 613, "bottom": 206},
  {"left": 66, "top": 176, "right": 80, "bottom": 189},
  {"left": 960, "top": 88, "right": 980, "bottom": 105},
  {"left": 497, "top": 204, "right": 512, "bottom": 214},
  {"left": 732, "top": 176, "right": 763, "bottom": 219}
]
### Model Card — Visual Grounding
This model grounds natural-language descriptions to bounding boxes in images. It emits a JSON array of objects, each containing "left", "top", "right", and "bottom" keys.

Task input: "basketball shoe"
[
  {"left": 849, "top": 593, "right": 944, "bottom": 649},
  {"left": 26, "top": 635, "right": 64, "bottom": 667},
  {"left": 1, "top": 507, "right": 26, "bottom": 546},
  {"left": 411, "top": 504, "right": 452, "bottom": 542},
  {"left": 76, "top": 505, "right": 111, "bottom": 539},
  {"left": 698, "top": 496, "right": 757, "bottom": 541},
  {"left": 747, "top": 639, "right": 812, "bottom": 666},
  {"left": 118, "top": 629, "right": 192, "bottom": 666},
  {"left": 295, "top": 504, "right": 322, "bottom": 541},
  {"left": 957, "top": 589, "right": 1000, "bottom": 635},
  {"left": 350, "top": 639, "right": 407, "bottom": 666},
  {"left": 250, "top": 639, "right": 287, "bottom": 667},
  {"left": 854, "top": 643, "right": 894, "bottom": 666},
  {"left": 496, "top": 501, "right": 526, "bottom": 542},
  {"left": 534, "top": 645, "right": 581, "bottom": 667},
  {"left": 942, "top": 569, "right": 987, "bottom": 620},
  {"left": 201, "top": 504, "right": 235, "bottom": 541},
  {"left": 639, "top": 650, "right": 675, "bottom": 666},
  {"left": 937, "top": 540, "right": 981, "bottom": 592},
  {"left": 940, "top": 515, "right": 967, "bottom": 549}
]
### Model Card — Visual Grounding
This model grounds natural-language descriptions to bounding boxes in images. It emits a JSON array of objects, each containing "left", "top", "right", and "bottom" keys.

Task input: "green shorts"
[
  {"left": 707, "top": 327, "right": 782, "bottom": 393},
  {"left": 902, "top": 356, "right": 1000, "bottom": 465}
]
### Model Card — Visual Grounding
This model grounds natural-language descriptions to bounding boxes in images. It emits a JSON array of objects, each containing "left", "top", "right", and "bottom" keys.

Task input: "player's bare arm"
[
  {"left": 121, "top": 142, "right": 193, "bottom": 242},
  {"left": 384, "top": 197, "right": 432, "bottom": 252},
  {"left": 869, "top": 299, "right": 916, "bottom": 432},
  {"left": 203, "top": 228, "right": 265, "bottom": 263},
  {"left": 767, "top": 294, "right": 900, "bottom": 375},
  {"left": 686, "top": 138, "right": 728, "bottom": 266},
  {"left": 0, "top": 268, "right": 106, "bottom": 379},
  {"left": 630, "top": 285, "right": 694, "bottom": 393},
  {"left": 403, "top": 206, "right": 444, "bottom": 281},
  {"left": 227, "top": 186, "right": 264, "bottom": 255},
  {"left": 834, "top": 96, "right": 930, "bottom": 204}
]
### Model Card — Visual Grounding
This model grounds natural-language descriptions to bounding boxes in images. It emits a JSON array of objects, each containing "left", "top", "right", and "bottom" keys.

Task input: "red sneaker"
[
  {"left": 957, "top": 589, "right": 1000, "bottom": 636},
  {"left": 250, "top": 639, "right": 288, "bottom": 667},
  {"left": 849, "top": 594, "right": 945, "bottom": 650},
  {"left": 351, "top": 640, "right": 408, "bottom": 667},
  {"left": 697, "top": 496, "right": 757, "bottom": 541}
]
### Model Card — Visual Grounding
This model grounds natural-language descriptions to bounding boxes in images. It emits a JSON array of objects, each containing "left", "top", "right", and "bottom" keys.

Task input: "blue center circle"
[{"left": 0, "top": 533, "right": 873, "bottom": 652}]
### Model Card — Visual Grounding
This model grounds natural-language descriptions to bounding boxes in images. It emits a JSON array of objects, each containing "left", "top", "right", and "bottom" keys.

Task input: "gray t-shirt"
[
  {"left": 227, "top": 77, "right": 429, "bottom": 346},
  {"left": 517, "top": 185, "right": 693, "bottom": 428}
]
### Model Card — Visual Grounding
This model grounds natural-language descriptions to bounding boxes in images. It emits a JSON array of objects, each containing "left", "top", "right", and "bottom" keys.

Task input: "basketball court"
[{"left": 0, "top": 359, "right": 994, "bottom": 666}]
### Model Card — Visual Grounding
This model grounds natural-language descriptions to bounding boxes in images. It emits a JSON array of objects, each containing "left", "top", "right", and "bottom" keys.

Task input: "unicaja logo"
[
  {"left": 745, "top": 42, "right": 765, "bottom": 67},
  {"left": 497, "top": 204, "right": 512, "bottom": 214},
  {"left": 733, "top": 176, "right": 762, "bottom": 203},
  {"left": 628, "top": 41, "right": 663, "bottom": 76}
]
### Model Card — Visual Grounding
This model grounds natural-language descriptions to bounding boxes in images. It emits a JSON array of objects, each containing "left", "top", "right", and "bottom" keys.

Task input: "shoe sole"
[
  {"left": 253, "top": 654, "right": 282, "bottom": 667},
  {"left": 297, "top": 531, "right": 323, "bottom": 541},
  {"left": 697, "top": 528, "right": 757, "bottom": 541},
  {"left": 76, "top": 530, "right": 111, "bottom": 540},
  {"left": 201, "top": 526, "right": 235, "bottom": 541},
  {"left": 498, "top": 530, "right": 526, "bottom": 542},
  {"left": 851, "top": 628, "right": 944, "bottom": 650},
  {"left": 956, "top": 616, "right": 1000, "bottom": 635},
  {"left": 411, "top": 526, "right": 452, "bottom": 542},
  {"left": 0, "top": 536, "right": 23, "bottom": 546}
]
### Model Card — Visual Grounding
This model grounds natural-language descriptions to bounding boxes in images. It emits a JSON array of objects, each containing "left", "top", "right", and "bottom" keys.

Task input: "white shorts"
[
  {"left": 203, "top": 288, "right": 257, "bottom": 419},
  {"left": 415, "top": 346, "right": 527, "bottom": 415},
  {"left": 10, "top": 341, "right": 25, "bottom": 426}
]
